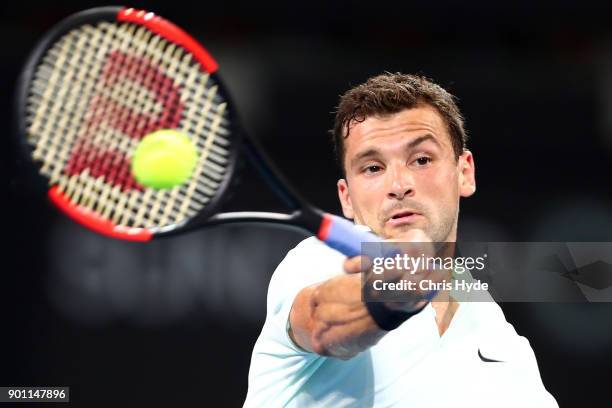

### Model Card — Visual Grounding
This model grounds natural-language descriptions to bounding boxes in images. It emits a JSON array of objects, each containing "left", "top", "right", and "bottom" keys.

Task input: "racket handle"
[{"left": 317, "top": 214, "right": 382, "bottom": 257}]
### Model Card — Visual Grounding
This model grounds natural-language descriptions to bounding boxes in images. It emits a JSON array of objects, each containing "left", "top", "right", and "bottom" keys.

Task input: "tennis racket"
[{"left": 15, "top": 6, "right": 381, "bottom": 257}]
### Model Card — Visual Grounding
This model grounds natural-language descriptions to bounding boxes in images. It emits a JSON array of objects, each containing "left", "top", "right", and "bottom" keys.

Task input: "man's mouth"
[{"left": 386, "top": 210, "right": 422, "bottom": 227}]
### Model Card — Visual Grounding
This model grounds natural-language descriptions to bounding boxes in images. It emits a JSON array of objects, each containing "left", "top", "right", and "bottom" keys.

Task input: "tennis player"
[{"left": 244, "top": 73, "right": 558, "bottom": 407}]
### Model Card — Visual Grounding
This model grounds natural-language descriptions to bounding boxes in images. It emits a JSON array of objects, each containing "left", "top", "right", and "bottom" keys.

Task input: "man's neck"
[{"left": 431, "top": 291, "right": 459, "bottom": 337}]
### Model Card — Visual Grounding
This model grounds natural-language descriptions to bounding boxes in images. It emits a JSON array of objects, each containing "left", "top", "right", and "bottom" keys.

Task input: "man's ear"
[
  {"left": 459, "top": 150, "right": 476, "bottom": 197},
  {"left": 337, "top": 179, "right": 355, "bottom": 219}
]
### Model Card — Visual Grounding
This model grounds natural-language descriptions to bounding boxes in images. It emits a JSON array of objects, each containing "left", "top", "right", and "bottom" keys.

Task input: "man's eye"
[
  {"left": 415, "top": 157, "right": 432, "bottom": 166},
  {"left": 364, "top": 165, "right": 382, "bottom": 174}
]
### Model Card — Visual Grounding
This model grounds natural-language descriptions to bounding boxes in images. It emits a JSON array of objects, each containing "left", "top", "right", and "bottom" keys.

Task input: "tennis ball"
[{"left": 132, "top": 129, "right": 198, "bottom": 189}]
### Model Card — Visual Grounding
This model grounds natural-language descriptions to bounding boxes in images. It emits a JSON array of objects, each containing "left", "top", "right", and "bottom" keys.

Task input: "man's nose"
[{"left": 387, "top": 164, "right": 415, "bottom": 200}]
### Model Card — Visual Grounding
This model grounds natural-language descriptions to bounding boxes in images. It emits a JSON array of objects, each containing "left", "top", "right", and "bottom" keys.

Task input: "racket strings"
[{"left": 26, "top": 20, "right": 232, "bottom": 230}]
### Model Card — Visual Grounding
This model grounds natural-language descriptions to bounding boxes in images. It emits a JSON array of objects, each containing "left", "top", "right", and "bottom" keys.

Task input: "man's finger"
[{"left": 344, "top": 256, "right": 370, "bottom": 274}]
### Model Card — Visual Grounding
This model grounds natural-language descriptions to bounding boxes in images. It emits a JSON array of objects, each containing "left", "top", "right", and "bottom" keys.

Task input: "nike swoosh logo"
[{"left": 478, "top": 348, "right": 503, "bottom": 363}]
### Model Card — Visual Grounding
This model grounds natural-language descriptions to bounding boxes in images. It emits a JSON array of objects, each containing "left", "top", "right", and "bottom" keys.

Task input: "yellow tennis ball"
[{"left": 132, "top": 130, "right": 198, "bottom": 189}]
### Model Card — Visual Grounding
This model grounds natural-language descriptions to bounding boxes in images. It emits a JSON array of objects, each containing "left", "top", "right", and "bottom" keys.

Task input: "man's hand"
[
  {"left": 289, "top": 256, "right": 384, "bottom": 359},
  {"left": 289, "top": 229, "right": 451, "bottom": 359}
]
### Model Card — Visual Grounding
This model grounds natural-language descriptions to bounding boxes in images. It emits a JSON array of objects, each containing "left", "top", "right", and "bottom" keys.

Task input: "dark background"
[{"left": 3, "top": 1, "right": 612, "bottom": 406}]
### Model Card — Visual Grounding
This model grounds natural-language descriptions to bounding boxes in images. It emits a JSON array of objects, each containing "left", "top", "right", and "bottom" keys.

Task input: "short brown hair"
[{"left": 332, "top": 73, "right": 467, "bottom": 172}]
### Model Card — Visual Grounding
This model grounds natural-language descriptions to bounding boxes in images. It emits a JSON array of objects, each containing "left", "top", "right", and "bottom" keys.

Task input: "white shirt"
[{"left": 244, "top": 237, "right": 558, "bottom": 408}]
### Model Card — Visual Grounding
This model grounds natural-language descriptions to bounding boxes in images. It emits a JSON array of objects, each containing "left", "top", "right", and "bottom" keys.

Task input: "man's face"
[{"left": 337, "top": 106, "right": 476, "bottom": 242}]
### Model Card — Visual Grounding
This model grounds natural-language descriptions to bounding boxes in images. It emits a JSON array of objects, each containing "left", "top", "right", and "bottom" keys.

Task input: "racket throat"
[
  {"left": 240, "top": 136, "right": 305, "bottom": 210},
  {"left": 294, "top": 207, "right": 328, "bottom": 237}
]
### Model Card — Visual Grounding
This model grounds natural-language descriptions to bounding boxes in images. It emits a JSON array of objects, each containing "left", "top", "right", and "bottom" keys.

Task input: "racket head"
[{"left": 15, "top": 6, "right": 243, "bottom": 241}]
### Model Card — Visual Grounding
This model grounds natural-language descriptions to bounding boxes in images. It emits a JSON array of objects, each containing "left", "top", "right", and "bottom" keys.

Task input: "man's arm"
[{"left": 289, "top": 254, "right": 445, "bottom": 359}]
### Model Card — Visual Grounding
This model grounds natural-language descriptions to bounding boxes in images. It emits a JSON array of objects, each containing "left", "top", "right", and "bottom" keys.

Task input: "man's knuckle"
[
  {"left": 311, "top": 288, "right": 321, "bottom": 304},
  {"left": 311, "top": 338, "right": 329, "bottom": 356}
]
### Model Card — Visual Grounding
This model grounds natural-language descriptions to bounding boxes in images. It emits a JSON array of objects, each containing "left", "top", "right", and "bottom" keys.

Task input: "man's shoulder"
[
  {"left": 461, "top": 301, "right": 538, "bottom": 360},
  {"left": 265, "top": 236, "right": 345, "bottom": 311},
  {"left": 272, "top": 236, "right": 346, "bottom": 282},
  {"left": 292, "top": 235, "right": 326, "bottom": 250},
  {"left": 282, "top": 236, "right": 346, "bottom": 265},
  {"left": 462, "top": 300, "right": 511, "bottom": 330}
]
